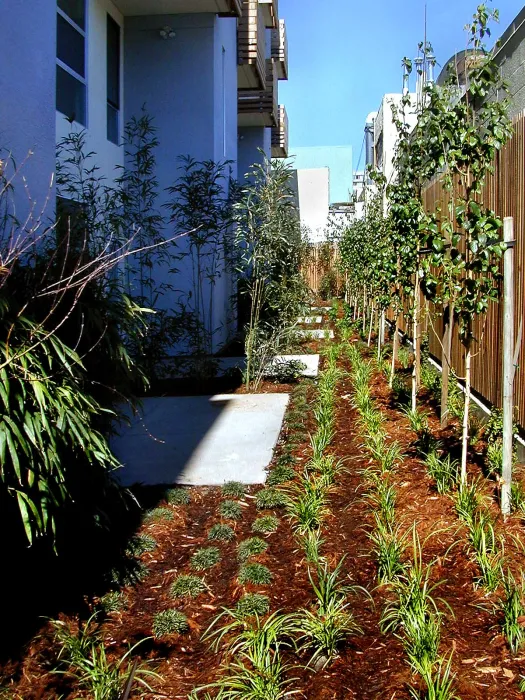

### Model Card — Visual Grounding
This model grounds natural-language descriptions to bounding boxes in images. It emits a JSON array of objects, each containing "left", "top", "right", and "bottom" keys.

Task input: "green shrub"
[
  {"left": 236, "top": 593, "right": 270, "bottom": 617},
  {"left": 126, "top": 534, "right": 157, "bottom": 557},
  {"left": 143, "top": 507, "right": 173, "bottom": 523},
  {"left": 219, "top": 500, "right": 243, "bottom": 520},
  {"left": 191, "top": 547, "right": 221, "bottom": 571},
  {"left": 267, "top": 465, "right": 296, "bottom": 486},
  {"left": 255, "top": 487, "right": 287, "bottom": 510},
  {"left": 208, "top": 523, "right": 236, "bottom": 542},
  {"left": 238, "top": 563, "right": 273, "bottom": 585},
  {"left": 171, "top": 574, "right": 206, "bottom": 599},
  {"left": 99, "top": 591, "right": 127, "bottom": 613},
  {"left": 237, "top": 537, "right": 268, "bottom": 562},
  {"left": 252, "top": 515, "right": 280, "bottom": 534},
  {"left": 222, "top": 481, "right": 246, "bottom": 499},
  {"left": 166, "top": 488, "right": 191, "bottom": 505},
  {"left": 152, "top": 609, "right": 189, "bottom": 638}
]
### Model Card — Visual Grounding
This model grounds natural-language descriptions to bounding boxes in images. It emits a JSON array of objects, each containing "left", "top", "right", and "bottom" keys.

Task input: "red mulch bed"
[{"left": 3, "top": 333, "right": 525, "bottom": 699}]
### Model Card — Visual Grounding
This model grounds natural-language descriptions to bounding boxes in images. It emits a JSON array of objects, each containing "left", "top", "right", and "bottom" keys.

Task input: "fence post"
[{"left": 501, "top": 216, "right": 515, "bottom": 516}]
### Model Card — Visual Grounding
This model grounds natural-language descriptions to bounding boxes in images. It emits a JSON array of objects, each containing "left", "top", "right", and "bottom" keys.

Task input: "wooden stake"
[{"left": 501, "top": 216, "right": 515, "bottom": 516}]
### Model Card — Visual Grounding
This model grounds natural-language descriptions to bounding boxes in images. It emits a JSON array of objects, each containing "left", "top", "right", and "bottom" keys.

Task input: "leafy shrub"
[
  {"left": 236, "top": 593, "right": 270, "bottom": 618},
  {"left": 191, "top": 547, "right": 221, "bottom": 571},
  {"left": 222, "top": 481, "right": 246, "bottom": 499},
  {"left": 152, "top": 609, "right": 189, "bottom": 638},
  {"left": 238, "top": 563, "right": 273, "bottom": 585},
  {"left": 237, "top": 537, "right": 268, "bottom": 562},
  {"left": 256, "top": 488, "right": 287, "bottom": 510},
  {"left": 219, "top": 500, "right": 243, "bottom": 520},
  {"left": 270, "top": 359, "right": 307, "bottom": 384},
  {"left": 171, "top": 574, "right": 206, "bottom": 599},
  {"left": 252, "top": 516, "right": 280, "bottom": 534},
  {"left": 208, "top": 523, "right": 236, "bottom": 542},
  {"left": 166, "top": 488, "right": 191, "bottom": 505},
  {"left": 143, "top": 507, "right": 173, "bottom": 523}
]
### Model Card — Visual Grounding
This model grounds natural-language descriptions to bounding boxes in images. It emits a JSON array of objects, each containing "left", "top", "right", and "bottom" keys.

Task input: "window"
[
  {"left": 106, "top": 15, "right": 121, "bottom": 144},
  {"left": 56, "top": 0, "right": 86, "bottom": 125}
]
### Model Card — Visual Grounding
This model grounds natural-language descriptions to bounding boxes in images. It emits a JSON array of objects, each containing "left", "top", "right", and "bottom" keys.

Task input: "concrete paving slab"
[
  {"left": 297, "top": 329, "right": 334, "bottom": 339},
  {"left": 112, "top": 394, "right": 289, "bottom": 487},
  {"left": 216, "top": 355, "right": 320, "bottom": 378},
  {"left": 311, "top": 306, "right": 331, "bottom": 311},
  {"left": 298, "top": 316, "right": 322, "bottom": 324}
]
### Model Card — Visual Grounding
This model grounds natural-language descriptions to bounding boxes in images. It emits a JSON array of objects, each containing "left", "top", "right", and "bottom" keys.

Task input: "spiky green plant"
[
  {"left": 236, "top": 594, "right": 271, "bottom": 618},
  {"left": 409, "top": 653, "right": 461, "bottom": 700},
  {"left": 152, "top": 609, "right": 189, "bottom": 638},
  {"left": 171, "top": 574, "right": 207, "bottom": 599},
  {"left": 166, "top": 488, "right": 191, "bottom": 505},
  {"left": 222, "top": 481, "right": 246, "bottom": 499},
  {"left": 256, "top": 488, "right": 287, "bottom": 510},
  {"left": 368, "top": 516, "right": 407, "bottom": 584},
  {"left": 454, "top": 481, "right": 480, "bottom": 527},
  {"left": 300, "top": 528, "right": 325, "bottom": 564},
  {"left": 98, "top": 591, "right": 127, "bottom": 614},
  {"left": 208, "top": 523, "right": 236, "bottom": 542},
  {"left": 191, "top": 547, "right": 221, "bottom": 571},
  {"left": 267, "top": 465, "right": 296, "bottom": 486},
  {"left": 219, "top": 500, "right": 243, "bottom": 520},
  {"left": 237, "top": 537, "right": 268, "bottom": 562},
  {"left": 468, "top": 511, "right": 503, "bottom": 592},
  {"left": 285, "top": 477, "right": 329, "bottom": 534},
  {"left": 238, "top": 563, "right": 273, "bottom": 586},
  {"left": 143, "top": 507, "right": 173, "bottom": 523},
  {"left": 126, "top": 534, "right": 157, "bottom": 557},
  {"left": 497, "top": 570, "right": 525, "bottom": 654},
  {"left": 426, "top": 450, "right": 459, "bottom": 494},
  {"left": 252, "top": 515, "right": 280, "bottom": 534}
]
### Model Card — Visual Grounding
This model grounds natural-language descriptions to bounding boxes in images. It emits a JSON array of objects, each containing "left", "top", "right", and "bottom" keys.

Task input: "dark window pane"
[
  {"left": 57, "top": 14, "right": 85, "bottom": 77},
  {"left": 58, "top": 0, "right": 85, "bottom": 29},
  {"left": 56, "top": 66, "right": 86, "bottom": 125},
  {"left": 107, "top": 103, "right": 119, "bottom": 144},
  {"left": 107, "top": 15, "right": 120, "bottom": 108}
]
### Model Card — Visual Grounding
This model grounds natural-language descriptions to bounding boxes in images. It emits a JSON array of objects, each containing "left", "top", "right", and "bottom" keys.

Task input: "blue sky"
[{"left": 279, "top": 0, "right": 523, "bottom": 172}]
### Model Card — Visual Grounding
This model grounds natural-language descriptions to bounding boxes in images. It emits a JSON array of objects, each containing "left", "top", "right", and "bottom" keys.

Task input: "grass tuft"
[
  {"left": 143, "top": 507, "right": 173, "bottom": 523},
  {"left": 252, "top": 515, "right": 280, "bottom": 534},
  {"left": 166, "top": 488, "right": 191, "bottom": 505},
  {"left": 222, "top": 481, "right": 246, "bottom": 498},
  {"left": 152, "top": 609, "right": 189, "bottom": 638},
  {"left": 191, "top": 547, "right": 221, "bottom": 571},
  {"left": 208, "top": 523, "right": 236, "bottom": 542},
  {"left": 255, "top": 487, "right": 287, "bottom": 510},
  {"left": 171, "top": 574, "right": 206, "bottom": 599},
  {"left": 267, "top": 465, "right": 296, "bottom": 486},
  {"left": 235, "top": 593, "right": 271, "bottom": 617},
  {"left": 238, "top": 563, "right": 273, "bottom": 585},
  {"left": 237, "top": 537, "right": 268, "bottom": 562},
  {"left": 219, "top": 500, "right": 243, "bottom": 520},
  {"left": 126, "top": 534, "right": 157, "bottom": 557}
]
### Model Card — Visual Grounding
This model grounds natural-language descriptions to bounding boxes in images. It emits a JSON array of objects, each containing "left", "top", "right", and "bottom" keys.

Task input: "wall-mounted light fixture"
[{"left": 159, "top": 26, "right": 176, "bottom": 40}]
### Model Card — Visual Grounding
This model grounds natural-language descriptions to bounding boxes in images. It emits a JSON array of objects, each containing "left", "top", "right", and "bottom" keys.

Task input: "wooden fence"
[
  {"left": 413, "top": 112, "right": 525, "bottom": 425},
  {"left": 302, "top": 242, "right": 343, "bottom": 295}
]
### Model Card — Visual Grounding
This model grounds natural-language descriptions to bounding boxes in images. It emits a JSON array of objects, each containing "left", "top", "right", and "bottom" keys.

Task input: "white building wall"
[{"left": 297, "top": 167, "right": 330, "bottom": 242}]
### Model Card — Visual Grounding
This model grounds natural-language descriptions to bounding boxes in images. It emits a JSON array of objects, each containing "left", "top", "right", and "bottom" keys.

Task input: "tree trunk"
[
  {"left": 362, "top": 289, "right": 367, "bottom": 336},
  {"left": 440, "top": 303, "right": 453, "bottom": 427},
  {"left": 367, "top": 302, "right": 375, "bottom": 347},
  {"left": 411, "top": 278, "right": 421, "bottom": 412},
  {"left": 460, "top": 339, "right": 472, "bottom": 484},
  {"left": 390, "top": 313, "right": 400, "bottom": 387}
]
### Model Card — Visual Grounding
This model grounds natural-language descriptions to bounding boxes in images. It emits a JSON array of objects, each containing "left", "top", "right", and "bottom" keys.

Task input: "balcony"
[
  {"left": 258, "top": 0, "right": 278, "bottom": 28},
  {"left": 238, "top": 59, "right": 278, "bottom": 127},
  {"left": 113, "top": 0, "right": 242, "bottom": 16},
  {"left": 271, "top": 104, "right": 288, "bottom": 158},
  {"left": 271, "top": 19, "right": 288, "bottom": 80},
  {"left": 238, "top": 0, "right": 266, "bottom": 89}
]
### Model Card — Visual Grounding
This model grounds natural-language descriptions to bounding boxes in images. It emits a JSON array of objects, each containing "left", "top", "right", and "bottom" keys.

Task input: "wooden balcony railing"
[
  {"left": 258, "top": 0, "right": 278, "bottom": 28},
  {"left": 238, "top": 59, "right": 278, "bottom": 127},
  {"left": 238, "top": 0, "right": 266, "bottom": 89},
  {"left": 271, "top": 104, "right": 288, "bottom": 158},
  {"left": 114, "top": 0, "right": 241, "bottom": 16},
  {"left": 271, "top": 19, "right": 288, "bottom": 80}
]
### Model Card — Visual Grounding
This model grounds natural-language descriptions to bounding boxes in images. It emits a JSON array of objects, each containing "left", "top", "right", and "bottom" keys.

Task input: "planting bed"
[{"left": 3, "top": 320, "right": 525, "bottom": 699}]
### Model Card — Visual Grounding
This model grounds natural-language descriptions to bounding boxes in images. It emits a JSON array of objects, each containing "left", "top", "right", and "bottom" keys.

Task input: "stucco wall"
[
  {"left": 296, "top": 167, "right": 330, "bottom": 242},
  {"left": 290, "top": 146, "right": 353, "bottom": 204},
  {"left": 496, "top": 31, "right": 525, "bottom": 117},
  {"left": 0, "top": 0, "right": 56, "bottom": 221},
  {"left": 238, "top": 126, "right": 267, "bottom": 179}
]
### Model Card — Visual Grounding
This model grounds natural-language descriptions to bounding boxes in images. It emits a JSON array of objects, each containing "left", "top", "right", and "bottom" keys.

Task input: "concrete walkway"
[{"left": 112, "top": 393, "right": 289, "bottom": 487}]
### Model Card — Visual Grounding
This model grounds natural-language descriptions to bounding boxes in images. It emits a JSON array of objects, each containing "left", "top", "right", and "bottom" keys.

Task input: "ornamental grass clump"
[
  {"left": 208, "top": 523, "right": 236, "bottom": 542},
  {"left": 252, "top": 515, "right": 280, "bottom": 534},
  {"left": 497, "top": 569, "right": 525, "bottom": 654},
  {"left": 152, "top": 609, "right": 189, "bottom": 638},
  {"left": 222, "top": 481, "right": 246, "bottom": 498},
  {"left": 237, "top": 537, "right": 268, "bottom": 562},
  {"left": 126, "top": 534, "right": 157, "bottom": 557},
  {"left": 166, "top": 488, "right": 191, "bottom": 505},
  {"left": 171, "top": 574, "right": 207, "bottom": 599},
  {"left": 256, "top": 487, "right": 287, "bottom": 510},
  {"left": 219, "top": 500, "right": 243, "bottom": 520},
  {"left": 99, "top": 591, "right": 127, "bottom": 614},
  {"left": 238, "top": 563, "right": 273, "bottom": 585},
  {"left": 191, "top": 547, "right": 221, "bottom": 571},
  {"left": 143, "top": 507, "right": 174, "bottom": 523},
  {"left": 236, "top": 593, "right": 271, "bottom": 618},
  {"left": 267, "top": 465, "right": 296, "bottom": 486}
]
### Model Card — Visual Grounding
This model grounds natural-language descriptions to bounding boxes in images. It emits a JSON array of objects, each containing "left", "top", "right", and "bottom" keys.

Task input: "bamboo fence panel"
[{"left": 302, "top": 242, "right": 343, "bottom": 294}]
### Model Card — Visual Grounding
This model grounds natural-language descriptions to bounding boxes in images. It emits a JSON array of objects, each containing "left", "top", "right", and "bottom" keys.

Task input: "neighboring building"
[
  {"left": 296, "top": 168, "right": 330, "bottom": 242},
  {"left": 0, "top": 0, "right": 289, "bottom": 353},
  {"left": 352, "top": 170, "right": 366, "bottom": 220},
  {"left": 373, "top": 93, "right": 417, "bottom": 187}
]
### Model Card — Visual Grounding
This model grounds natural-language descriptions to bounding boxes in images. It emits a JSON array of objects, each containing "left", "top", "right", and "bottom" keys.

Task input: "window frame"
[
  {"left": 106, "top": 13, "right": 121, "bottom": 145},
  {"left": 56, "top": 2, "right": 88, "bottom": 125}
]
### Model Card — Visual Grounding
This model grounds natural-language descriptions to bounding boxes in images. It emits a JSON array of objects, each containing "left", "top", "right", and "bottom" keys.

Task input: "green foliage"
[
  {"left": 143, "top": 507, "right": 173, "bottom": 523},
  {"left": 219, "top": 500, "right": 243, "bottom": 520},
  {"left": 191, "top": 547, "right": 221, "bottom": 571},
  {"left": 98, "top": 591, "right": 127, "bottom": 614},
  {"left": 166, "top": 488, "right": 191, "bottom": 506},
  {"left": 171, "top": 574, "right": 207, "bottom": 600},
  {"left": 255, "top": 488, "right": 287, "bottom": 510},
  {"left": 252, "top": 515, "right": 280, "bottom": 534},
  {"left": 237, "top": 537, "right": 269, "bottom": 562},
  {"left": 222, "top": 481, "right": 246, "bottom": 499},
  {"left": 368, "top": 516, "right": 407, "bottom": 584},
  {"left": 497, "top": 570, "right": 525, "bottom": 654},
  {"left": 208, "top": 523, "right": 236, "bottom": 542},
  {"left": 152, "top": 609, "right": 189, "bottom": 638},
  {"left": 425, "top": 450, "right": 459, "bottom": 494},
  {"left": 126, "top": 534, "right": 157, "bottom": 557},
  {"left": 236, "top": 594, "right": 271, "bottom": 618},
  {"left": 238, "top": 563, "right": 273, "bottom": 586}
]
